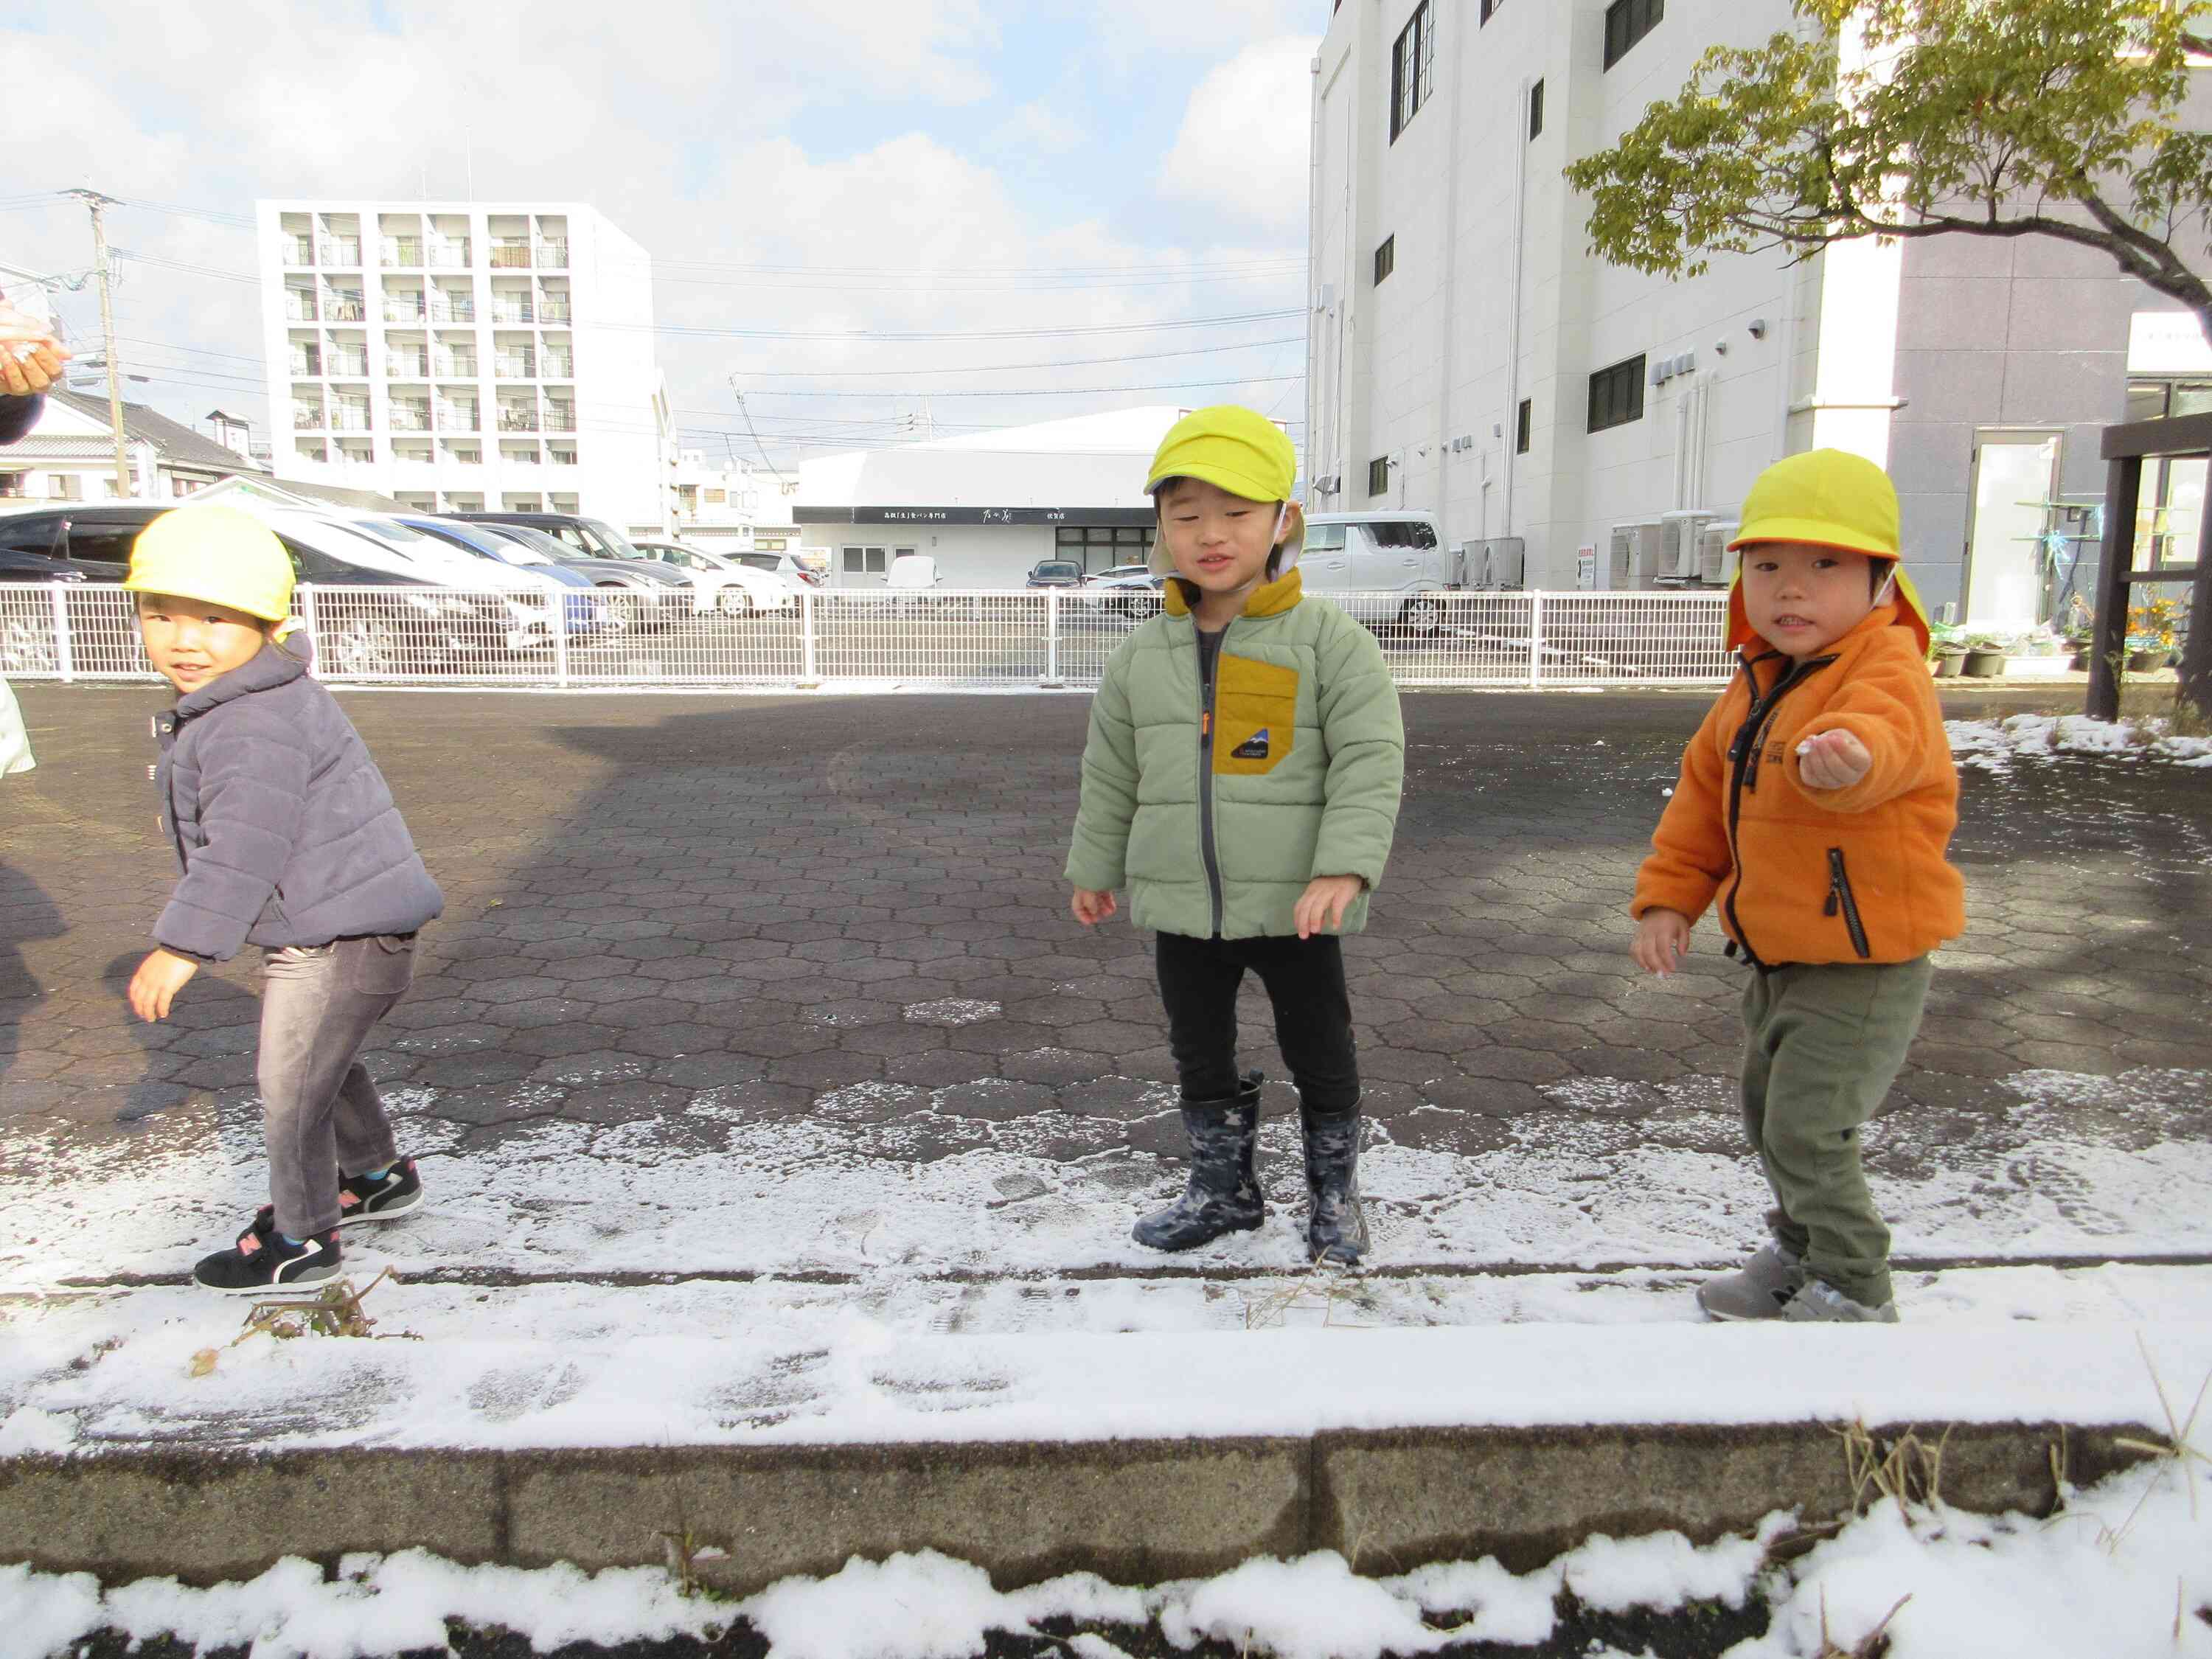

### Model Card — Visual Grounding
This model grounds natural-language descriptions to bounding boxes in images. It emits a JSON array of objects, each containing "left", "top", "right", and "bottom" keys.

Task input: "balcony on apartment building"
[
  {"left": 325, "top": 349, "right": 370, "bottom": 378},
  {"left": 540, "top": 349, "right": 574, "bottom": 380},
  {"left": 437, "top": 401, "right": 481, "bottom": 433},
  {"left": 428, "top": 293, "right": 476, "bottom": 324},
  {"left": 281, "top": 235, "right": 316, "bottom": 266},
  {"left": 289, "top": 347, "right": 323, "bottom": 377},
  {"left": 538, "top": 296, "right": 573, "bottom": 323},
  {"left": 386, "top": 349, "right": 431, "bottom": 379},
  {"left": 543, "top": 406, "right": 577, "bottom": 433},
  {"left": 427, "top": 238, "right": 472, "bottom": 268},
  {"left": 380, "top": 238, "right": 423, "bottom": 268},
  {"left": 500, "top": 445, "right": 542, "bottom": 468},
  {"left": 293, "top": 403, "right": 326, "bottom": 430},
  {"left": 549, "top": 445, "right": 579, "bottom": 466},
  {"left": 535, "top": 239, "right": 568, "bottom": 268},
  {"left": 383, "top": 293, "right": 428, "bottom": 324},
  {"left": 494, "top": 351, "right": 536, "bottom": 380},
  {"left": 325, "top": 291, "right": 367, "bottom": 322},
  {"left": 285, "top": 290, "right": 319, "bottom": 323},
  {"left": 329, "top": 404, "right": 372, "bottom": 433},
  {"left": 319, "top": 237, "right": 362, "bottom": 267},
  {"left": 389, "top": 401, "right": 434, "bottom": 433},
  {"left": 488, "top": 298, "right": 535, "bottom": 324},
  {"left": 497, "top": 401, "right": 540, "bottom": 433},
  {"left": 490, "top": 240, "right": 533, "bottom": 270},
  {"left": 434, "top": 350, "right": 478, "bottom": 378}
]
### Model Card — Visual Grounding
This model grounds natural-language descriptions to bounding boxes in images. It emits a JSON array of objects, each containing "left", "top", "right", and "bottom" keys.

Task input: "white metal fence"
[{"left": 0, "top": 583, "right": 1736, "bottom": 691}]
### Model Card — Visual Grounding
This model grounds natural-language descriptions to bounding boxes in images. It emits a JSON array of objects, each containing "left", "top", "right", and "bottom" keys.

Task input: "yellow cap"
[
  {"left": 1144, "top": 405, "right": 1297, "bottom": 504},
  {"left": 124, "top": 505, "right": 296, "bottom": 624},
  {"left": 1728, "top": 448, "right": 1900, "bottom": 559}
]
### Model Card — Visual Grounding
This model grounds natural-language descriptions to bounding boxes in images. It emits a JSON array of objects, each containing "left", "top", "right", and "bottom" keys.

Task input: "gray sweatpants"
[
  {"left": 1740, "top": 956, "right": 1933, "bottom": 1309},
  {"left": 259, "top": 933, "right": 418, "bottom": 1239}
]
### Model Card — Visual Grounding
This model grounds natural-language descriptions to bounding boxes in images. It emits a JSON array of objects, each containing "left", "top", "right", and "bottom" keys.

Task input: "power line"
[{"left": 728, "top": 373, "right": 1303, "bottom": 400}]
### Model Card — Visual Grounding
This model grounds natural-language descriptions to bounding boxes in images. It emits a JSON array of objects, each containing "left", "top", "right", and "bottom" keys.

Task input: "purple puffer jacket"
[{"left": 151, "top": 635, "right": 443, "bottom": 959}]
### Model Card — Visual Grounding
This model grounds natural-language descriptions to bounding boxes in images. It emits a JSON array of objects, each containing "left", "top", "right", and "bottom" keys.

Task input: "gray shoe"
[
  {"left": 1778, "top": 1278, "right": 1899, "bottom": 1324},
  {"left": 1696, "top": 1242, "right": 1806, "bottom": 1321}
]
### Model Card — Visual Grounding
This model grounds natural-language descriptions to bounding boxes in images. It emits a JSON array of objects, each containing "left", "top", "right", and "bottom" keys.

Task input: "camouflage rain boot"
[
  {"left": 1133, "top": 1071, "right": 1265, "bottom": 1251},
  {"left": 1299, "top": 1099, "right": 1368, "bottom": 1267}
]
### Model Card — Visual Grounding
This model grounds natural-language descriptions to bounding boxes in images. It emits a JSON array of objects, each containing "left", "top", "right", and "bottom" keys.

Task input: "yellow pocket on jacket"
[{"left": 1214, "top": 655, "right": 1298, "bottom": 776}]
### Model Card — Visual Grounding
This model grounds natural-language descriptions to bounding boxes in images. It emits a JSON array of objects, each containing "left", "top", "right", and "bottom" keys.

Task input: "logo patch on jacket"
[{"left": 1231, "top": 728, "right": 1272, "bottom": 759}]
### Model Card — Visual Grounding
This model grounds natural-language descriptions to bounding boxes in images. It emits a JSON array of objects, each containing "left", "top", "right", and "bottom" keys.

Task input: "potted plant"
[
  {"left": 2125, "top": 597, "right": 2179, "bottom": 674},
  {"left": 2064, "top": 626, "right": 2096, "bottom": 672},
  {"left": 1926, "top": 624, "right": 1966, "bottom": 678},
  {"left": 1961, "top": 636, "right": 2007, "bottom": 678}
]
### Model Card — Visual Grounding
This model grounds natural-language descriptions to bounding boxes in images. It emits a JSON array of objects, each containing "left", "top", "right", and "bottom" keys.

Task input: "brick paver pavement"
[{"left": 3, "top": 683, "right": 2208, "bottom": 1255}]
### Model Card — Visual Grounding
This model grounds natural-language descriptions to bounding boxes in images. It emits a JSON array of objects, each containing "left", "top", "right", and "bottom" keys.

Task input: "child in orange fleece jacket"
[{"left": 1630, "top": 449, "right": 1964, "bottom": 1324}]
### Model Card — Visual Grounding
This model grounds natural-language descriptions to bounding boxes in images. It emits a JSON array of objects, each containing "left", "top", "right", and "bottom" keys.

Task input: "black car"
[
  {"left": 0, "top": 505, "right": 509, "bottom": 676},
  {"left": 1026, "top": 559, "right": 1086, "bottom": 588}
]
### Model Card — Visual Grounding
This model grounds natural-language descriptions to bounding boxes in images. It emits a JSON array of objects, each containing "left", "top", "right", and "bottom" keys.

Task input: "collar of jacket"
[
  {"left": 1733, "top": 599, "right": 1907, "bottom": 676},
  {"left": 173, "top": 637, "right": 309, "bottom": 723},
  {"left": 1162, "top": 565, "right": 1304, "bottom": 622}
]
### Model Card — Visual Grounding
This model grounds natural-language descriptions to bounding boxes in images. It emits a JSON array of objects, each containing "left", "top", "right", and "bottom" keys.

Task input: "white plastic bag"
[{"left": 0, "top": 675, "right": 33, "bottom": 776}]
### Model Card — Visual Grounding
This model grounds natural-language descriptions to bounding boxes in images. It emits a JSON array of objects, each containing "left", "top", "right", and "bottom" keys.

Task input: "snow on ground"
[
  {"left": 1947, "top": 712, "right": 2212, "bottom": 769},
  {"left": 4, "top": 1453, "right": 2209, "bottom": 1659}
]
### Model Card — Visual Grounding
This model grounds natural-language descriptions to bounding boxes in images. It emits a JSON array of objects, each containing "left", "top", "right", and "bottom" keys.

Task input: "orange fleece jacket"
[{"left": 1631, "top": 603, "right": 1964, "bottom": 967}]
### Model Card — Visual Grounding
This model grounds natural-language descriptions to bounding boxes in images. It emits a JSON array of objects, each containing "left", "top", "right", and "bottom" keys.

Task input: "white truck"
[{"left": 1297, "top": 512, "right": 1461, "bottom": 629}]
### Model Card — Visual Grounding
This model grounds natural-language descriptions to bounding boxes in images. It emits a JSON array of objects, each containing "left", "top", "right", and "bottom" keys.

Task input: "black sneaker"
[
  {"left": 337, "top": 1157, "right": 423, "bottom": 1226},
  {"left": 193, "top": 1212, "right": 341, "bottom": 1295}
]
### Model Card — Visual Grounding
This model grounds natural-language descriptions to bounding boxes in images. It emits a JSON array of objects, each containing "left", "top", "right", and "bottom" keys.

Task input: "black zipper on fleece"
[
  {"left": 1719, "top": 651, "right": 1837, "bottom": 969},
  {"left": 1824, "top": 848, "right": 1873, "bottom": 959}
]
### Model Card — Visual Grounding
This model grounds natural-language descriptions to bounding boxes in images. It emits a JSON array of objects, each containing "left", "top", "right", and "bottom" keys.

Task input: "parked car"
[
  {"left": 1025, "top": 559, "right": 1085, "bottom": 588},
  {"left": 453, "top": 511, "right": 653, "bottom": 563},
  {"left": 886, "top": 554, "right": 942, "bottom": 595},
  {"left": 400, "top": 516, "right": 613, "bottom": 636},
  {"left": 463, "top": 521, "right": 692, "bottom": 630},
  {"left": 1299, "top": 512, "right": 1461, "bottom": 630},
  {"left": 730, "top": 548, "right": 824, "bottom": 588},
  {"left": 0, "top": 503, "right": 514, "bottom": 675},
  {"left": 629, "top": 538, "right": 798, "bottom": 617},
  {"left": 1081, "top": 568, "right": 1166, "bottom": 620}
]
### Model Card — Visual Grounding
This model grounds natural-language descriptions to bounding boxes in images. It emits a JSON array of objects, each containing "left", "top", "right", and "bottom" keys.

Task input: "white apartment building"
[
  {"left": 1310, "top": 0, "right": 2211, "bottom": 627},
  {"left": 669, "top": 449, "right": 800, "bottom": 554},
  {"left": 256, "top": 201, "right": 672, "bottom": 531}
]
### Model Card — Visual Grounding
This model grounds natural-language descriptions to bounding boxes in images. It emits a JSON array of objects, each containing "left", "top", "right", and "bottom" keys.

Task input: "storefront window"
[
  {"left": 2127, "top": 380, "right": 2212, "bottom": 566},
  {"left": 1054, "top": 524, "right": 1156, "bottom": 573}
]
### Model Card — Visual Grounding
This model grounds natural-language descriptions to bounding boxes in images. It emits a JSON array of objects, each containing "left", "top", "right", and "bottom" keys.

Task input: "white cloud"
[{"left": 1158, "top": 36, "right": 1319, "bottom": 235}]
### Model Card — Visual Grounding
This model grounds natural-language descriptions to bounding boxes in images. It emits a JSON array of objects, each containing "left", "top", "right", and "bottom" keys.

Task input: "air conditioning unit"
[
  {"left": 1698, "top": 521, "right": 1739, "bottom": 586},
  {"left": 1609, "top": 521, "right": 1664, "bottom": 588},
  {"left": 1658, "top": 510, "right": 1714, "bottom": 582},
  {"left": 1475, "top": 536, "right": 1526, "bottom": 589}
]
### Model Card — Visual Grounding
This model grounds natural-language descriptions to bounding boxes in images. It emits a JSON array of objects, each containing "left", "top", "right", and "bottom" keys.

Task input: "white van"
[{"left": 1298, "top": 512, "right": 1461, "bottom": 627}]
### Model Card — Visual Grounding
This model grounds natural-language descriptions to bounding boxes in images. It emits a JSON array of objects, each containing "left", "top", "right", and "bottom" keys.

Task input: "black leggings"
[{"left": 1155, "top": 931, "right": 1360, "bottom": 1114}]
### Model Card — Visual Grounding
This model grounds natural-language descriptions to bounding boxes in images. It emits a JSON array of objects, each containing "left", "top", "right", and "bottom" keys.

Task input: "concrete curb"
[{"left": 3, "top": 1419, "right": 2152, "bottom": 1591}]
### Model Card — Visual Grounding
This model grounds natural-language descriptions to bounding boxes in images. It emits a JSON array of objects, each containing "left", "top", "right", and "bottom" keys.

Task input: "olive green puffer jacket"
[{"left": 1065, "top": 568, "right": 1405, "bottom": 939}]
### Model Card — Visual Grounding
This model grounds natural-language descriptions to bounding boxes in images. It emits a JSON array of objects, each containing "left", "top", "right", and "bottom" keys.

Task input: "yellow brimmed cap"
[
  {"left": 1728, "top": 448, "right": 1900, "bottom": 559},
  {"left": 1144, "top": 405, "right": 1296, "bottom": 503},
  {"left": 124, "top": 505, "right": 296, "bottom": 623}
]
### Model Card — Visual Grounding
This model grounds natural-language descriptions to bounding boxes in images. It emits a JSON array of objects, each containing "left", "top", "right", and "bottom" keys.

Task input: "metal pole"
[
  {"left": 1043, "top": 588, "right": 1061, "bottom": 687},
  {"left": 799, "top": 587, "right": 819, "bottom": 688},
  {"left": 2087, "top": 453, "right": 2140, "bottom": 723},
  {"left": 69, "top": 190, "right": 132, "bottom": 500},
  {"left": 50, "top": 584, "right": 74, "bottom": 684},
  {"left": 1526, "top": 589, "right": 1545, "bottom": 689},
  {"left": 552, "top": 591, "right": 570, "bottom": 690}
]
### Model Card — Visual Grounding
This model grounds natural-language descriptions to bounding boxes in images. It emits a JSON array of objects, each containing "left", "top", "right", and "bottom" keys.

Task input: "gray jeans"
[{"left": 259, "top": 933, "right": 417, "bottom": 1238}]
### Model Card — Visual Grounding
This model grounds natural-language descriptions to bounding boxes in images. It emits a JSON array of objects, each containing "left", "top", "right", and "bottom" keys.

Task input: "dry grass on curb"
[
  {"left": 1238, "top": 1259, "right": 1372, "bottom": 1331},
  {"left": 187, "top": 1269, "right": 414, "bottom": 1376}
]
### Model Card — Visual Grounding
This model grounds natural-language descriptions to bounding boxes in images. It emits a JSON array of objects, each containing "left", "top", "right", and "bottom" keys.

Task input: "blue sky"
[{"left": 2, "top": 1, "right": 1321, "bottom": 465}]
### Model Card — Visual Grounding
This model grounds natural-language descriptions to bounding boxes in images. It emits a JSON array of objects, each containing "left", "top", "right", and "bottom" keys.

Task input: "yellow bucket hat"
[
  {"left": 1724, "top": 449, "right": 1930, "bottom": 653},
  {"left": 1144, "top": 406, "right": 1297, "bottom": 504},
  {"left": 1728, "top": 448, "right": 1900, "bottom": 558},
  {"left": 124, "top": 505, "right": 296, "bottom": 625}
]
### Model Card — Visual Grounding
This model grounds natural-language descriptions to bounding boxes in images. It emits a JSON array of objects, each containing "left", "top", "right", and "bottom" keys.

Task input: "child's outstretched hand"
[
  {"left": 1795, "top": 728, "right": 1872, "bottom": 791},
  {"left": 1632, "top": 908, "right": 1691, "bottom": 976},
  {"left": 128, "top": 947, "right": 199, "bottom": 1020},
  {"left": 1071, "top": 887, "right": 1118, "bottom": 927},
  {"left": 1295, "top": 874, "right": 1365, "bottom": 939}
]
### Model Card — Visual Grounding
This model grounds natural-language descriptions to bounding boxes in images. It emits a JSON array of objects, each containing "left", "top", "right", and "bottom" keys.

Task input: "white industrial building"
[
  {"left": 1309, "top": 0, "right": 2212, "bottom": 627},
  {"left": 255, "top": 201, "right": 672, "bottom": 532},
  {"left": 669, "top": 449, "right": 800, "bottom": 556},
  {"left": 795, "top": 408, "right": 1208, "bottom": 587}
]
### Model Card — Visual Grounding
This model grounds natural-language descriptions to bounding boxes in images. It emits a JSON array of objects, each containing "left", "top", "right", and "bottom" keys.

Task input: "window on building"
[
  {"left": 1604, "top": 0, "right": 1663, "bottom": 70},
  {"left": 1529, "top": 79, "right": 1545, "bottom": 139},
  {"left": 1587, "top": 355, "right": 1647, "bottom": 434},
  {"left": 1389, "top": 2, "right": 1436, "bottom": 142},
  {"left": 1480, "top": 0, "right": 1503, "bottom": 21},
  {"left": 0, "top": 472, "right": 24, "bottom": 499},
  {"left": 841, "top": 545, "right": 887, "bottom": 575},
  {"left": 50, "top": 474, "right": 83, "bottom": 501},
  {"left": 1516, "top": 398, "right": 1533, "bottom": 455},
  {"left": 1374, "top": 235, "right": 1396, "bottom": 286},
  {"left": 1056, "top": 524, "right": 1156, "bottom": 574},
  {"left": 1368, "top": 455, "right": 1392, "bottom": 497}
]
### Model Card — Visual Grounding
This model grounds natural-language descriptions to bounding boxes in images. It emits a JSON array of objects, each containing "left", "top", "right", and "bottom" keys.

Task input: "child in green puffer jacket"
[{"left": 1066, "top": 406, "right": 1405, "bottom": 1265}]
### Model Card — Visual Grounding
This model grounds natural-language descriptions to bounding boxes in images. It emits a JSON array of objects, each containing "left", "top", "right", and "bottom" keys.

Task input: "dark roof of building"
[
  {"left": 50, "top": 389, "right": 262, "bottom": 475},
  {"left": 260, "top": 476, "right": 408, "bottom": 512}
]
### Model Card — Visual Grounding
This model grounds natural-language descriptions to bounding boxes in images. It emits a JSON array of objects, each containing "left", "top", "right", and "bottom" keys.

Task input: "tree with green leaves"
[{"left": 1566, "top": 0, "right": 2212, "bottom": 341}]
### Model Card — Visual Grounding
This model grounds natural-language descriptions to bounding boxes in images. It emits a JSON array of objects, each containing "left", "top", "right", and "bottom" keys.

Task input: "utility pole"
[{"left": 66, "top": 189, "right": 132, "bottom": 500}]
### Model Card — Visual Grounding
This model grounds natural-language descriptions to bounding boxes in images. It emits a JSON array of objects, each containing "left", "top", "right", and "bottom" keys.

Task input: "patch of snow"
[
  {"left": 1947, "top": 712, "right": 2212, "bottom": 771},
  {"left": 902, "top": 998, "right": 1003, "bottom": 1026}
]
